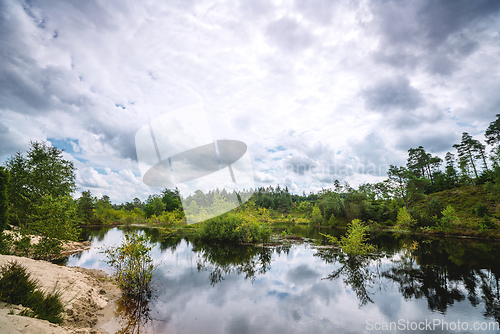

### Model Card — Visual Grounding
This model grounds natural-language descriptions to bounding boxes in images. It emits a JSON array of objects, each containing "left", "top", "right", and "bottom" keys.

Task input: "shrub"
[
  {"left": 0, "top": 261, "right": 65, "bottom": 324},
  {"left": 439, "top": 205, "right": 458, "bottom": 230},
  {"left": 425, "top": 197, "right": 444, "bottom": 219},
  {"left": 473, "top": 203, "right": 489, "bottom": 218},
  {"left": 320, "top": 219, "right": 375, "bottom": 256},
  {"left": 311, "top": 205, "right": 323, "bottom": 226},
  {"left": 199, "top": 213, "right": 270, "bottom": 243},
  {"left": 28, "top": 195, "right": 81, "bottom": 241},
  {"left": 395, "top": 207, "right": 416, "bottom": 230},
  {"left": 32, "top": 236, "right": 64, "bottom": 260},
  {"left": 101, "top": 232, "right": 156, "bottom": 299},
  {"left": 0, "top": 261, "right": 39, "bottom": 305}
]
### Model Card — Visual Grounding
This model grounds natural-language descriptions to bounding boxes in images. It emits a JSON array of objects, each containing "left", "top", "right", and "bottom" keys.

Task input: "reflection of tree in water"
[
  {"left": 194, "top": 242, "right": 273, "bottom": 285},
  {"left": 79, "top": 226, "right": 113, "bottom": 242},
  {"left": 316, "top": 250, "right": 379, "bottom": 307},
  {"left": 114, "top": 293, "right": 161, "bottom": 334},
  {"left": 383, "top": 239, "right": 500, "bottom": 323}
]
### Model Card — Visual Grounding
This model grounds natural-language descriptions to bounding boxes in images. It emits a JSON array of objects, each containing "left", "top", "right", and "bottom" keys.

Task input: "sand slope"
[{"left": 0, "top": 255, "right": 119, "bottom": 334}]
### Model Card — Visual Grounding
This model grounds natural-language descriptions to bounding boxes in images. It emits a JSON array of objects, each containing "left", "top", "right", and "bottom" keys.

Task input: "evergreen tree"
[
  {"left": 453, "top": 133, "right": 480, "bottom": 179},
  {"left": 77, "top": 190, "right": 96, "bottom": 224},
  {"left": 0, "top": 167, "right": 9, "bottom": 235},
  {"left": 485, "top": 114, "right": 500, "bottom": 147}
]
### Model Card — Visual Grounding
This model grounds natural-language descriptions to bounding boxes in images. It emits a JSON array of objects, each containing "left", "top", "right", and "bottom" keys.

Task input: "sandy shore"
[{"left": 0, "top": 255, "right": 120, "bottom": 334}]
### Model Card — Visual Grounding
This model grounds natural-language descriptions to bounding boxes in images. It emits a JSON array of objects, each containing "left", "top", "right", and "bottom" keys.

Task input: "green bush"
[
  {"left": 439, "top": 205, "right": 458, "bottom": 230},
  {"left": 28, "top": 195, "right": 81, "bottom": 241},
  {"left": 473, "top": 203, "right": 489, "bottom": 218},
  {"left": 311, "top": 205, "right": 323, "bottom": 226},
  {"left": 425, "top": 197, "right": 444, "bottom": 219},
  {"left": 0, "top": 261, "right": 65, "bottom": 324},
  {"left": 395, "top": 207, "right": 416, "bottom": 230},
  {"left": 0, "top": 261, "right": 39, "bottom": 305},
  {"left": 101, "top": 232, "right": 156, "bottom": 299},
  {"left": 32, "top": 236, "right": 63, "bottom": 260},
  {"left": 199, "top": 213, "right": 270, "bottom": 243},
  {"left": 320, "top": 219, "right": 375, "bottom": 256}
]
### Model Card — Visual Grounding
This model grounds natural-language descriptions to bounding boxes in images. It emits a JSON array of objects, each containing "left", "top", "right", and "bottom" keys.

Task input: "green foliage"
[
  {"left": 311, "top": 205, "right": 323, "bottom": 225},
  {"left": 0, "top": 167, "right": 9, "bottom": 235},
  {"left": 0, "top": 232, "right": 64, "bottom": 261},
  {"left": 28, "top": 195, "right": 81, "bottom": 241},
  {"left": 101, "top": 232, "right": 156, "bottom": 299},
  {"left": 32, "top": 236, "right": 64, "bottom": 260},
  {"left": 295, "top": 201, "right": 313, "bottom": 216},
  {"left": 386, "top": 165, "right": 429, "bottom": 210},
  {"left": 77, "top": 190, "right": 100, "bottom": 224},
  {"left": 12, "top": 235, "right": 32, "bottom": 257},
  {"left": 396, "top": 207, "right": 417, "bottom": 230},
  {"left": 0, "top": 261, "right": 39, "bottom": 305},
  {"left": 320, "top": 219, "right": 375, "bottom": 256},
  {"left": 473, "top": 203, "right": 489, "bottom": 217},
  {"left": 144, "top": 196, "right": 166, "bottom": 218},
  {"left": 161, "top": 188, "right": 182, "bottom": 212},
  {"left": 425, "top": 197, "right": 444, "bottom": 219},
  {"left": 199, "top": 213, "right": 271, "bottom": 243},
  {"left": 4, "top": 141, "right": 76, "bottom": 225},
  {"left": 0, "top": 261, "right": 65, "bottom": 324},
  {"left": 485, "top": 114, "right": 500, "bottom": 147},
  {"left": 184, "top": 192, "right": 240, "bottom": 223},
  {"left": 478, "top": 216, "right": 496, "bottom": 231},
  {"left": 253, "top": 185, "right": 292, "bottom": 213},
  {"left": 439, "top": 205, "right": 458, "bottom": 230}
]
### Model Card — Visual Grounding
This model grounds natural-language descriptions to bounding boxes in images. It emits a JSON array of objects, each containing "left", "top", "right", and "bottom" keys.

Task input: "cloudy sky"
[{"left": 1, "top": 0, "right": 500, "bottom": 203}]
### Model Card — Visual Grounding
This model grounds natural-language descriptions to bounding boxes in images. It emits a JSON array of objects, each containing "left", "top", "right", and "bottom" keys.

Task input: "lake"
[{"left": 65, "top": 226, "right": 500, "bottom": 333}]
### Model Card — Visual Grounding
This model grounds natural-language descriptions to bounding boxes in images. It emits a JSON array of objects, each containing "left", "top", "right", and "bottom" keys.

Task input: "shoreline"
[{"left": 0, "top": 254, "right": 120, "bottom": 334}]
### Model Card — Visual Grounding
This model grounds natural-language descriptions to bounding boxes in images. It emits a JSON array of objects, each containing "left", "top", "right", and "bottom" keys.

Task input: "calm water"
[{"left": 65, "top": 226, "right": 500, "bottom": 333}]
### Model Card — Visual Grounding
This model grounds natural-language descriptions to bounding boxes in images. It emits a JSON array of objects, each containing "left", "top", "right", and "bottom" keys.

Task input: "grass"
[
  {"left": 0, "top": 261, "right": 65, "bottom": 324},
  {"left": 413, "top": 185, "right": 500, "bottom": 236}
]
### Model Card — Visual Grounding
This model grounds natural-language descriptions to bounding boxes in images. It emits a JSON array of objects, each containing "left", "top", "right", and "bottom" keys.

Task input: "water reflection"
[
  {"left": 315, "top": 250, "right": 379, "bottom": 307},
  {"left": 113, "top": 295, "right": 155, "bottom": 334},
  {"left": 381, "top": 239, "right": 500, "bottom": 323},
  {"left": 67, "top": 227, "right": 500, "bottom": 333},
  {"left": 194, "top": 242, "right": 273, "bottom": 285}
]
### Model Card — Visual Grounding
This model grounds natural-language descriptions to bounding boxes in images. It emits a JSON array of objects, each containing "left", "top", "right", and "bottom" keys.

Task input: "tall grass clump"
[{"left": 0, "top": 261, "right": 65, "bottom": 324}]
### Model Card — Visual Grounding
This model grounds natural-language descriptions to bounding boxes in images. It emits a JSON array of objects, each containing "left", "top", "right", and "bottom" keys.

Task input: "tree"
[
  {"left": 473, "top": 140, "right": 489, "bottom": 171},
  {"left": 311, "top": 205, "right": 323, "bottom": 225},
  {"left": 407, "top": 146, "right": 442, "bottom": 186},
  {"left": 28, "top": 195, "right": 81, "bottom": 241},
  {"left": 444, "top": 152, "right": 458, "bottom": 189},
  {"left": 77, "top": 190, "right": 96, "bottom": 224},
  {"left": 4, "top": 141, "right": 76, "bottom": 225},
  {"left": 385, "top": 165, "right": 429, "bottom": 211},
  {"left": 144, "top": 196, "right": 165, "bottom": 218},
  {"left": 485, "top": 114, "right": 500, "bottom": 147},
  {"left": 0, "top": 167, "right": 9, "bottom": 235},
  {"left": 161, "top": 188, "right": 182, "bottom": 212},
  {"left": 133, "top": 197, "right": 144, "bottom": 210},
  {"left": 453, "top": 132, "right": 485, "bottom": 179}
]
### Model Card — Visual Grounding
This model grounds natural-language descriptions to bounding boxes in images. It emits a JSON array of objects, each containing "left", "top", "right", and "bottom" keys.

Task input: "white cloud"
[{"left": 2, "top": 0, "right": 500, "bottom": 202}]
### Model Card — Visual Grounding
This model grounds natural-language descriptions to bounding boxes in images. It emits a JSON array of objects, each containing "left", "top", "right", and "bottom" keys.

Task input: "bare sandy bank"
[{"left": 0, "top": 255, "right": 120, "bottom": 334}]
